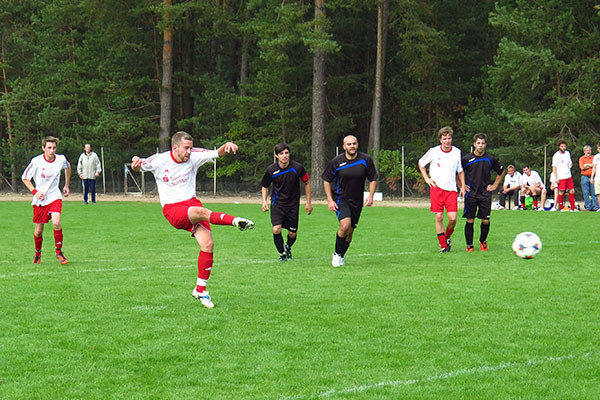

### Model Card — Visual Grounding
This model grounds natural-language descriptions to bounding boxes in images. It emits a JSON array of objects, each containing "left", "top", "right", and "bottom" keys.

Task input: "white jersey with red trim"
[
  {"left": 522, "top": 170, "right": 545, "bottom": 189},
  {"left": 22, "top": 154, "right": 70, "bottom": 206},
  {"left": 418, "top": 145, "right": 463, "bottom": 192},
  {"left": 552, "top": 150, "right": 573, "bottom": 180},
  {"left": 140, "top": 148, "right": 219, "bottom": 207}
]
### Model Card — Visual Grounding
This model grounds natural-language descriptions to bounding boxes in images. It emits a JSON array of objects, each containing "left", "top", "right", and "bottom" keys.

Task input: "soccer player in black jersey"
[
  {"left": 462, "top": 133, "right": 505, "bottom": 252},
  {"left": 261, "top": 143, "right": 312, "bottom": 261},
  {"left": 322, "top": 135, "right": 378, "bottom": 267}
]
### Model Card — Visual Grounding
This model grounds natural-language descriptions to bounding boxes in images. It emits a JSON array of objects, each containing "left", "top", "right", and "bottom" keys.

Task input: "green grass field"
[{"left": 1, "top": 200, "right": 599, "bottom": 399}]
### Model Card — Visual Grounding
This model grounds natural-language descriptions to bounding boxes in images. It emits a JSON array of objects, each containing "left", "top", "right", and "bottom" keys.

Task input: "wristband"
[{"left": 32, "top": 189, "right": 38, "bottom": 195}]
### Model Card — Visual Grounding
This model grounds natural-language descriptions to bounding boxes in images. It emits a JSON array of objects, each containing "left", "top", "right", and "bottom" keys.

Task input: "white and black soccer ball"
[{"left": 512, "top": 232, "right": 542, "bottom": 259}]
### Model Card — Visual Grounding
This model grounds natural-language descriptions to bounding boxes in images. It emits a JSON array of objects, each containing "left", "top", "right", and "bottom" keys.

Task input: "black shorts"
[
  {"left": 336, "top": 199, "right": 362, "bottom": 228},
  {"left": 270, "top": 203, "right": 299, "bottom": 232},
  {"left": 463, "top": 195, "right": 491, "bottom": 220}
]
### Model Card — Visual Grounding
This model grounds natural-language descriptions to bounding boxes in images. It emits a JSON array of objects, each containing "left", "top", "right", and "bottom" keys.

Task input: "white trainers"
[
  {"left": 192, "top": 288, "right": 215, "bottom": 308},
  {"left": 549, "top": 207, "right": 556, "bottom": 211},
  {"left": 232, "top": 217, "right": 254, "bottom": 231},
  {"left": 331, "top": 252, "right": 345, "bottom": 267}
]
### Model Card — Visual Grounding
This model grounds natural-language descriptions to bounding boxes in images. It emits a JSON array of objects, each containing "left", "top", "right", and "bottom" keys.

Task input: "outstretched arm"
[{"left": 217, "top": 142, "right": 238, "bottom": 157}]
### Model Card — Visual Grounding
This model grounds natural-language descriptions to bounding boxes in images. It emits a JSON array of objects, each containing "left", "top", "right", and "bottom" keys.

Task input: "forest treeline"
[{"left": 1, "top": 0, "right": 599, "bottom": 195}]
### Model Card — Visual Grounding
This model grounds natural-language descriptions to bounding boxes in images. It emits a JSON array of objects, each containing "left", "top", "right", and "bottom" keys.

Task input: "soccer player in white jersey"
[
  {"left": 131, "top": 131, "right": 254, "bottom": 308},
  {"left": 590, "top": 143, "right": 600, "bottom": 211},
  {"left": 418, "top": 126, "right": 466, "bottom": 253},
  {"left": 552, "top": 139, "right": 577, "bottom": 211},
  {"left": 21, "top": 136, "right": 71, "bottom": 265},
  {"left": 520, "top": 166, "right": 547, "bottom": 210}
]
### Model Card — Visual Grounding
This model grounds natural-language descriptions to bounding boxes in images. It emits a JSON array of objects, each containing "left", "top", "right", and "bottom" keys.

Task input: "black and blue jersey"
[
  {"left": 261, "top": 160, "right": 309, "bottom": 208},
  {"left": 461, "top": 152, "right": 503, "bottom": 199},
  {"left": 322, "top": 152, "right": 378, "bottom": 208}
]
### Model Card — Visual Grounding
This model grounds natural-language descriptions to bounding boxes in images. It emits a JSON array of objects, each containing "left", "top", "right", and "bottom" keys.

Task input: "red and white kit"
[
  {"left": 552, "top": 150, "right": 573, "bottom": 180},
  {"left": 139, "top": 148, "right": 219, "bottom": 206},
  {"left": 418, "top": 145, "right": 463, "bottom": 192},
  {"left": 22, "top": 154, "right": 70, "bottom": 206}
]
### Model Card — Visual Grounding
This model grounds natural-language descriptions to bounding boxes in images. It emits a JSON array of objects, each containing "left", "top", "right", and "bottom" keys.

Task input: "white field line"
[
  {"left": 0, "top": 252, "right": 421, "bottom": 279},
  {"left": 277, "top": 352, "right": 596, "bottom": 400}
]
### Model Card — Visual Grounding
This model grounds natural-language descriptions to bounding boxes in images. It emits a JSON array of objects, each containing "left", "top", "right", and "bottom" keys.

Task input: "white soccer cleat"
[
  {"left": 233, "top": 217, "right": 254, "bottom": 231},
  {"left": 331, "top": 252, "right": 345, "bottom": 267},
  {"left": 192, "top": 288, "right": 215, "bottom": 308}
]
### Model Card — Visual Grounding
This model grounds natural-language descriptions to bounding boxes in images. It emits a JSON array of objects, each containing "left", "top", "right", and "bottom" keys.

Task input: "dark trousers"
[
  {"left": 498, "top": 190, "right": 519, "bottom": 209},
  {"left": 83, "top": 179, "right": 97, "bottom": 203}
]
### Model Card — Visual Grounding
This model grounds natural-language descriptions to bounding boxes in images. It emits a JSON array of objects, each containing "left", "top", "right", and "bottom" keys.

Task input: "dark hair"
[
  {"left": 557, "top": 139, "right": 567, "bottom": 147},
  {"left": 274, "top": 143, "right": 290, "bottom": 155},
  {"left": 473, "top": 133, "right": 487, "bottom": 143}
]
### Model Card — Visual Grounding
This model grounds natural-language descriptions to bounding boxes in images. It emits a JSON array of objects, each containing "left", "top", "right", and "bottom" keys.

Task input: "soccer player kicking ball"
[
  {"left": 22, "top": 136, "right": 72, "bottom": 265},
  {"left": 418, "top": 126, "right": 466, "bottom": 253},
  {"left": 131, "top": 131, "right": 254, "bottom": 308}
]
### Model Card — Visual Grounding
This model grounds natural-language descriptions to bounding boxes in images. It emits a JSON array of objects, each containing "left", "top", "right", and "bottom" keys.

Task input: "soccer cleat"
[
  {"left": 33, "top": 255, "right": 41, "bottom": 264},
  {"left": 440, "top": 246, "right": 450, "bottom": 253},
  {"left": 331, "top": 252, "right": 345, "bottom": 267},
  {"left": 480, "top": 242, "right": 488, "bottom": 251},
  {"left": 535, "top": 207, "right": 544, "bottom": 211},
  {"left": 446, "top": 238, "right": 452, "bottom": 252},
  {"left": 192, "top": 288, "right": 215, "bottom": 308},
  {"left": 284, "top": 244, "right": 292, "bottom": 260},
  {"left": 549, "top": 207, "right": 557, "bottom": 211},
  {"left": 278, "top": 253, "right": 288, "bottom": 262},
  {"left": 466, "top": 245, "right": 474, "bottom": 252},
  {"left": 56, "top": 252, "right": 69, "bottom": 265},
  {"left": 233, "top": 217, "right": 254, "bottom": 231}
]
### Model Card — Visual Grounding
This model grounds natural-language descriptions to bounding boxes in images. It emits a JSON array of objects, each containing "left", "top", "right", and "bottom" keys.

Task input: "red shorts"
[
  {"left": 33, "top": 199, "right": 62, "bottom": 224},
  {"left": 162, "top": 198, "right": 211, "bottom": 233},
  {"left": 429, "top": 186, "right": 458, "bottom": 213},
  {"left": 557, "top": 177, "right": 574, "bottom": 191}
]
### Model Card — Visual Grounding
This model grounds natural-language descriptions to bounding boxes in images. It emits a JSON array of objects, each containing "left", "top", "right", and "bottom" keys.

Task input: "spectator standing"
[
  {"left": 77, "top": 144, "right": 102, "bottom": 204},
  {"left": 552, "top": 140, "right": 577, "bottom": 211},
  {"left": 578, "top": 145, "right": 599, "bottom": 211},
  {"left": 590, "top": 143, "right": 600, "bottom": 212}
]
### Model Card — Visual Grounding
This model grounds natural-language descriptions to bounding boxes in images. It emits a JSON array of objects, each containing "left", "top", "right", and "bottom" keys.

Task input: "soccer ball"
[{"left": 512, "top": 232, "right": 542, "bottom": 259}]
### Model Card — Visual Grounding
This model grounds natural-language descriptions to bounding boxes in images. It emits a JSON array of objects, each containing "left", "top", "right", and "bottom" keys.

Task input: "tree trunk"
[
  {"left": 1, "top": 33, "right": 16, "bottom": 190},
  {"left": 239, "top": 30, "right": 249, "bottom": 96},
  {"left": 368, "top": 0, "right": 389, "bottom": 168},
  {"left": 311, "top": 0, "right": 327, "bottom": 198},
  {"left": 159, "top": 0, "right": 174, "bottom": 151}
]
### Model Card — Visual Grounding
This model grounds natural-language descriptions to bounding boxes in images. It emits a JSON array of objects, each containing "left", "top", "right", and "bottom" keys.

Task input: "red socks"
[
  {"left": 196, "top": 251, "right": 213, "bottom": 292},
  {"left": 34, "top": 235, "right": 43, "bottom": 255},
  {"left": 437, "top": 233, "right": 447, "bottom": 248},
  {"left": 568, "top": 193, "right": 576, "bottom": 210},
  {"left": 54, "top": 229, "right": 63, "bottom": 254},
  {"left": 209, "top": 212, "right": 235, "bottom": 226}
]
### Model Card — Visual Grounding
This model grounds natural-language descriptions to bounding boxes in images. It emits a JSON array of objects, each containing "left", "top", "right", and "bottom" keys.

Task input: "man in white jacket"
[{"left": 77, "top": 144, "right": 102, "bottom": 204}]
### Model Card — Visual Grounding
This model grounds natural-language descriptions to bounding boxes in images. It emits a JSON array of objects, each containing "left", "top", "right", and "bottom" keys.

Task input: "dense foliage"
[{"left": 1, "top": 0, "right": 599, "bottom": 193}]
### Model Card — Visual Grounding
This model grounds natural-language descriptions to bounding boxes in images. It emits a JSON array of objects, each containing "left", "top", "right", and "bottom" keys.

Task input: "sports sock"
[
  {"left": 480, "top": 222, "right": 490, "bottom": 244},
  {"left": 533, "top": 198, "right": 538, "bottom": 208},
  {"left": 568, "top": 193, "right": 576, "bottom": 210},
  {"left": 464, "top": 222, "right": 474, "bottom": 247},
  {"left": 437, "top": 232, "right": 447, "bottom": 248},
  {"left": 445, "top": 227, "right": 454, "bottom": 240},
  {"left": 286, "top": 234, "right": 297, "bottom": 248},
  {"left": 273, "top": 233, "right": 284, "bottom": 254},
  {"left": 341, "top": 240, "right": 351, "bottom": 257},
  {"left": 209, "top": 212, "right": 235, "bottom": 226},
  {"left": 558, "top": 195, "right": 564, "bottom": 210},
  {"left": 335, "top": 234, "right": 347, "bottom": 255},
  {"left": 54, "top": 229, "right": 63, "bottom": 254},
  {"left": 196, "top": 251, "right": 213, "bottom": 292},
  {"left": 34, "top": 235, "right": 43, "bottom": 255}
]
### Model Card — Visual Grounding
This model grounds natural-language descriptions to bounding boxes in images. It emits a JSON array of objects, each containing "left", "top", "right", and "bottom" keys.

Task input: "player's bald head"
[{"left": 343, "top": 135, "right": 358, "bottom": 146}]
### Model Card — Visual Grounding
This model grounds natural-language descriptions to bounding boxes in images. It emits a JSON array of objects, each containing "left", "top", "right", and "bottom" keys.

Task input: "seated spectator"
[
  {"left": 548, "top": 171, "right": 559, "bottom": 211},
  {"left": 498, "top": 164, "right": 521, "bottom": 209},
  {"left": 520, "top": 166, "right": 547, "bottom": 211}
]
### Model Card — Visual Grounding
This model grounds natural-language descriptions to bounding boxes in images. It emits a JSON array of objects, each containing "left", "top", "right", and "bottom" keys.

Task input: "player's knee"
[
  {"left": 272, "top": 226, "right": 282, "bottom": 234},
  {"left": 189, "top": 206, "right": 211, "bottom": 221}
]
